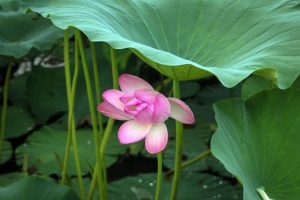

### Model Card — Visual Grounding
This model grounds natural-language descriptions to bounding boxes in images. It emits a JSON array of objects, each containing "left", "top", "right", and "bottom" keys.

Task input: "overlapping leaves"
[
  {"left": 211, "top": 88, "right": 300, "bottom": 200},
  {"left": 0, "top": 0, "right": 63, "bottom": 58}
]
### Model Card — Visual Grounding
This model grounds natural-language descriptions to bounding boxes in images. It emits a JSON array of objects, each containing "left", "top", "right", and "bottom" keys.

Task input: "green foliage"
[
  {"left": 0, "top": 176, "right": 79, "bottom": 200},
  {"left": 1, "top": 0, "right": 299, "bottom": 198},
  {"left": 26, "top": 67, "right": 68, "bottom": 123},
  {"left": 15, "top": 126, "right": 126, "bottom": 175},
  {"left": 109, "top": 172, "right": 242, "bottom": 200},
  {"left": 0, "top": 173, "right": 25, "bottom": 186},
  {"left": 2, "top": 106, "right": 35, "bottom": 138},
  {"left": 23, "top": 0, "right": 300, "bottom": 88},
  {"left": 211, "top": 89, "right": 300, "bottom": 200},
  {"left": 0, "top": 141, "right": 12, "bottom": 164},
  {"left": 0, "top": 0, "right": 63, "bottom": 58},
  {"left": 163, "top": 116, "right": 211, "bottom": 171}
]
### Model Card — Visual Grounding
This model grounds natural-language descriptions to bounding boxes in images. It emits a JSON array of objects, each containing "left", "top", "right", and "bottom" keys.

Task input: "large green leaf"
[
  {"left": 241, "top": 75, "right": 276, "bottom": 100},
  {"left": 211, "top": 89, "right": 300, "bottom": 200},
  {"left": 0, "top": 0, "right": 63, "bottom": 58},
  {"left": 16, "top": 126, "right": 126, "bottom": 175},
  {"left": 241, "top": 75, "right": 300, "bottom": 100},
  {"left": 109, "top": 172, "right": 242, "bottom": 200},
  {"left": 0, "top": 176, "right": 79, "bottom": 200},
  {"left": 23, "top": 0, "right": 300, "bottom": 88}
]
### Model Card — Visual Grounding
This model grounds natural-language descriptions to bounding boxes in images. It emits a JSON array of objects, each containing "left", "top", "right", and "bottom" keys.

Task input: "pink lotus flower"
[{"left": 97, "top": 74, "right": 195, "bottom": 154}]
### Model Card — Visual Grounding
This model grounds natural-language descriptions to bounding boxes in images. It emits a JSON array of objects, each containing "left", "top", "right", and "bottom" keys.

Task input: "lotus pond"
[{"left": 0, "top": 1, "right": 300, "bottom": 200}]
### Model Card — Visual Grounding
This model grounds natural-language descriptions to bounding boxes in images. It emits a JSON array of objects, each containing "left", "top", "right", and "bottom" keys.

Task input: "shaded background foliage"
[{"left": 0, "top": 0, "right": 300, "bottom": 199}]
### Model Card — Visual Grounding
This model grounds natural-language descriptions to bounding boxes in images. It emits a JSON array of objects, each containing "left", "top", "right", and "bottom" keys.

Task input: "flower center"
[{"left": 124, "top": 98, "right": 148, "bottom": 116}]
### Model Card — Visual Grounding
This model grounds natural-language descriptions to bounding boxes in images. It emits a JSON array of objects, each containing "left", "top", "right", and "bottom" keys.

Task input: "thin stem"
[
  {"left": 22, "top": 154, "right": 28, "bottom": 175},
  {"left": 61, "top": 30, "right": 72, "bottom": 185},
  {"left": 166, "top": 149, "right": 211, "bottom": 176},
  {"left": 70, "top": 38, "right": 85, "bottom": 199},
  {"left": 61, "top": 30, "right": 85, "bottom": 200},
  {"left": 90, "top": 41, "right": 104, "bottom": 197},
  {"left": 170, "top": 80, "right": 183, "bottom": 200},
  {"left": 90, "top": 42, "right": 104, "bottom": 140},
  {"left": 111, "top": 48, "right": 119, "bottom": 89},
  {"left": 155, "top": 152, "right": 163, "bottom": 200},
  {"left": 99, "top": 48, "right": 119, "bottom": 199},
  {"left": 100, "top": 118, "right": 114, "bottom": 199},
  {"left": 257, "top": 187, "right": 273, "bottom": 200},
  {"left": 87, "top": 168, "right": 98, "bottom": 200},
  {"left": 0, "top": 61, "right": 12, "bottom": 157},
  {"left": 76, "top": 30, "right": 103, "bottom": 200}
]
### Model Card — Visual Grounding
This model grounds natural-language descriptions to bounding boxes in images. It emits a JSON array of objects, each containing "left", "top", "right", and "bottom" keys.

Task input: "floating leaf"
[
  {"left": 26, "top": 67, "right": 68, "bottom": 123},
  {"left": 27, "top": 61, "right": 113, "bottom": 126},
  {"left": 0, "top": 173, "right": 25, "bottom": 186},
  {"left": 0, "top": 141, "right": 12, "bottom": 164},
  {"left": 0, "top": 176, "right": 79, "bottom": 200},
  {"left": 16, "top": 126, "right": 126, "bottom": 175},
  {"left": 8, "top": 74, "right": 28, "bottom": 105},
  {"left": 2, "top": 106, "right": 35, "bottom": 138},
  {"left": 23, "top": 0, "right": 300, "bottom": 88},
  {"left": 0, "top": 0, "right": 63, "bottom": 58},
  {"left": 109, "top": 172, "right": 242, "bottom": 200},
  {"left": 211, "top": 89, "right": 300, "bottom": 200}
]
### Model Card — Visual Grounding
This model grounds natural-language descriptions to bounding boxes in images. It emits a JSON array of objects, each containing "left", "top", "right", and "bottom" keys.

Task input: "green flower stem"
[
  {"left": 87, "top": 168, "right": 98, "bottom": 200},
  {"left": 170, "top": 80, "right": 183, "bottom": 200},
  {"left": 90, "top": 41, "right": 104, "bottom": 195},
  {"left": 75, "top": 30, "right": 104, "bottom": 199},
  {"left": 166, "top": 149, "right": 211, "bottom": 176},
  {"left": 90, "top": 42, "right": 104, "bottom": 140},
  {"left": 70, "top": 38, "right": 85, "bottom": 199},
  {"left": 61, "top": 29, "right": 85, "bottom": 200},
  {"left": 100, "top": 118, "right": 115, "bottom": 199},
  {"left": 0, "top": 60, "right": 12, "bottom": 158},
  {"left": 99, "top": 48, "right": 119, "bottom": 199},
  {"left": 155, "top": 152, "right": 163, "bottom": 200},
  {"left": 110, "top": 48, "right": 119, "bottom": 89},
  {"left": 61, "top": 29, "right": 72, "bottom": 185}
]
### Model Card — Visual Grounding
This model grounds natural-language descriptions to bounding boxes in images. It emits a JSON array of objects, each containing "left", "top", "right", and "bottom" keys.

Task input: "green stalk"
[
  {"left": 22, "top": 154, "right": 28, "bottom": 175},
  {"left": 61, "top": 30, "right": 72, "bottom": 185},
  {"left": 61, "top": 29, "right": 85, "bottom": 200},
  {"left": 257, "top": 187, "right": 273, "bottom": 200},
  {"left": 75, "top": 30, "right": 103, "bottom": 199},
  {"left": 0, "top": 61, "right": 12, "bottom": 157},
  {"left": 170, "top": 80, "right": 183, "bottom": 200},
  {"left": 100, "top": 118, "right": 115, "bottom": 199},
  {"left": 87, "top": 168, "right": 98, "bottom": 200},
  {"left": 90, "top": 42, "right": 104, "bottom": 139},
  {"left": 155, "top": 152, "right": 163, "bottom": 200},
  {"left": 166, "top": 149, "right": 211, "bottom": 176},
  {"left": 110, "top": 48, "right": 119, "bottom": 89},
  {"left": 70, "top": 38, "right": 85, "bottom": 199},
  {"left": 89, "top": 41, "right": 104, "bottom": 199},
  {"left": 99, "top": 48, "right": 119, "bottom": 199}
]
